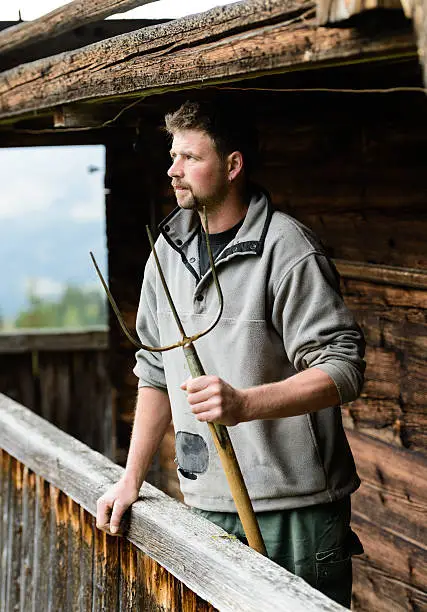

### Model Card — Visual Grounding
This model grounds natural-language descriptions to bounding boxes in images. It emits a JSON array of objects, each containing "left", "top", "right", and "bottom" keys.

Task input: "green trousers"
[{"left": 193, "top": 496, "right": 363, "bottom": 609}]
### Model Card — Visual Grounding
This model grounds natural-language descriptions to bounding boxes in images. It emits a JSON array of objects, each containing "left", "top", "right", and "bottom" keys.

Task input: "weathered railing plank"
[{"left": 0, "top": 394, "right": 344, "bottom": 611}]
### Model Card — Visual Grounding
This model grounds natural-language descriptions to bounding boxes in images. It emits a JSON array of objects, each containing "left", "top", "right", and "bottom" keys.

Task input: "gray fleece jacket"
[{"left": 134, "top": 190, "right": 366, "bottom": 512}]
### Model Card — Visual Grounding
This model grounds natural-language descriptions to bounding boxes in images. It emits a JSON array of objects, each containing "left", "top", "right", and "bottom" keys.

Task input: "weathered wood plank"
[
  {"left": 0, "top": 353, "right": 36, "bottom": 412},
  {"left": 0, "top": 451, "right": 3, "bottom": 609},
  {"left": 19, "top": 467, "right": 36, "bottom": 612},
  {"left": 0, "top": 451, "right": 11, "bottom": 612},
  {"left": 118, "top": 538, "right": 136, "bottom": 612},
  {"left": 32, "top": 476, "right": 51, "bottom": 612},
  {"left": 93, "top": 526, "right": 119, "bottom": 610},
  {"left": 5, "top": 458, "right": 23, "bottom": 612},
  {"left": 352, "top": 556, "right": 427, "bottom": 611},
  {"left": 79, "top": 507, "right": 95, "bottom": 611},
  {"left": 69, "top": 350, "right": 113, "bottom": 456},
  {"left": 340, "top": 277, "right": 427, "bottom": 451},
  {"left": 347, "top": 431, "right": 427, "bottom": 607},
  {"left": 0, "top": 394, "right": 346, "bottom": 611},
  {"left": 335, "top": 259, "right": 427, "bottom": 289},
  {"left": 38, "top": 353, "right": 70, "bottom": 427},
  {"left": 352, "top": 512, "right": 427, "bottom": 592},
  {"left": 0, "top": 334, "right": 112, "bottom": 458},
  {"left": 48, "top": 486, "right": 69, "bottom": 612},
  {"left": 0, "top": 20, "right": 169, "bottom": 73},
  {"left": 347, "top": 429, "right": 427, "bottom": 542},
  {"left": 0, "top": 5, "right": 416, "bottom": 122},
  {"left": 0, "top": 329, "right": 108, "bottom": 354},
  {"left": 0, "top": 0, "right": 159, "bottom": 55},
  {"left": 65, "top": 497, "right": 81, "bottom": 612}
]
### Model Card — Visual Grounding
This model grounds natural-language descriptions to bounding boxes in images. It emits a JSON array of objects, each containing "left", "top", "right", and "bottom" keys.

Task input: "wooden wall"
[
  {"left": 0, "top": 330, "right": 113, "bottom": 458},
  {"left": 0, "top": 452, "right": 216, "bottom": 612},
  {"left": 106, "top": 58, "right": 427, "bottom": 610}
]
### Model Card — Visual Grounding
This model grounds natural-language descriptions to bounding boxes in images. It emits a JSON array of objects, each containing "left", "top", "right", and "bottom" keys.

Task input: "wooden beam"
[
  {"left": 52, "top": 103, "right": 138, "bottom": 128},
  {"left": 0, "top": 328, "right": 108, "bottom": 353},
  {"left": 0, "top": 0, "right": 159, "bottom": 56},
  {"left": 0, "top": 2, "right": 416, "bottom": 124},
  {"left": 0, "top": 394, "right": 346, "bottom": 611},
  {"left": 0, "top": 19, "right": 169, "bottom": 72},
  {"left": 335, "top": 259, "right": 427, "bottom": 289}
]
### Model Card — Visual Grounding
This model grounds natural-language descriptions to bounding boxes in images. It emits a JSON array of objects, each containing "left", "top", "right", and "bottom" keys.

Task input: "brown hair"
[{"left": 164, "top": 99, "right": 258, "bottom": 175}]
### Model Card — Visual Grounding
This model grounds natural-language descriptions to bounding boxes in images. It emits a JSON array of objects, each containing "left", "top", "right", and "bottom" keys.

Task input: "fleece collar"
[{"left": 158, "top": 189, "right": 274, "bottom": 269}]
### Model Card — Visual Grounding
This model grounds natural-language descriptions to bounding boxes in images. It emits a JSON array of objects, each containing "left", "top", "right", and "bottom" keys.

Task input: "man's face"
[{"left": 167, "top": 129, "right": 229, "bottom": 211}]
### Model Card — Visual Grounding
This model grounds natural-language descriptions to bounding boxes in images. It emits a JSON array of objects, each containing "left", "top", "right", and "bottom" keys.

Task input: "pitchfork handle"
[{"left": 183, "top": 342, "right": 267, "bottom": 556}]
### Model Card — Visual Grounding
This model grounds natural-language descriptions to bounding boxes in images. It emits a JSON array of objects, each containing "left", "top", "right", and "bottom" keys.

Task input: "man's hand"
[
  {"left": 180, "top": 375, "right": 248, "bottom": 426},
  {"left": 96, "top": 478, "right": 140, "bottom": 536}
]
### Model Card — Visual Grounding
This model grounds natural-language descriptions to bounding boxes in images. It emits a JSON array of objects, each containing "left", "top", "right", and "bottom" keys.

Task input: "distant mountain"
[{"left": 0, "top": 207, "right": 107, "bottom": 320}]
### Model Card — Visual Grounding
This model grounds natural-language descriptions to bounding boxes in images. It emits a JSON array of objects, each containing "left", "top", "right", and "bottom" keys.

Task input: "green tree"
[{"left": 15, "top": 285, "right": 107, "bottom": 329}]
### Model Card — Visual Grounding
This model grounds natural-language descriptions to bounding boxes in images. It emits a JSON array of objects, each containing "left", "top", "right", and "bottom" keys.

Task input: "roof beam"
[
  {"left": 0, "top": 2, "right": 417, "bottom": 124},
  {"left": 0, "top": 0, "right": 159, "bottom": 56}
]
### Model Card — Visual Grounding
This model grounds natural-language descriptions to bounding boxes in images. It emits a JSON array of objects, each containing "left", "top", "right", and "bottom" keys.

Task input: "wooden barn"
[{"left": 0, "top": 0, "right": 426, "bottom": 610}]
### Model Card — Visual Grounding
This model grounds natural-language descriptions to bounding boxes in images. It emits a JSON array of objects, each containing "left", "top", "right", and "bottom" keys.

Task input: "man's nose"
[{"left": 167, "top": 158, "right": 183, "bottom": 178}]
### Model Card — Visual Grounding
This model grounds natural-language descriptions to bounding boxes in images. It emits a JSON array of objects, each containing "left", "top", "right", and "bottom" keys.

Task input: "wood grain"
[
  {"left": 0, "top": 394, "right": 346, "bottom": 612},
  {"left": 347, "top": 430, "right": 427, "bottom": 607},
  {"left": 0, "top": 5, "right": 416, "bottom": 122},
  {"left": 0, "top": 0, "right": 159, "bottom": 55}
]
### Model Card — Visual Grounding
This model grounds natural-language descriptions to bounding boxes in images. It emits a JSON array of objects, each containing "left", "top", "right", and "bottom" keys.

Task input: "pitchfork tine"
[{"left": 90, "top": 206, "right": 224, "bottom": 352}]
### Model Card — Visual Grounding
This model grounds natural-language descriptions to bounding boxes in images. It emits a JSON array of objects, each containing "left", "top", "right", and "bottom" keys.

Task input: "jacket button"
[
  {"left": 164, "top": 225, "right": 170, "bottom": 232},
  {"left": 176, "top": 239, "right": 183, "bottom": 246},
  {"left": 196, "top": 295, "right": 204, "bottom": 302}
]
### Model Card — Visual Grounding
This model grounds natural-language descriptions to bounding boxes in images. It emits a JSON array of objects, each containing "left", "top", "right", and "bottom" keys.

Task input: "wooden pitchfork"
[{"left": 90, "top": 207, "right": 266, "bottom": 556}]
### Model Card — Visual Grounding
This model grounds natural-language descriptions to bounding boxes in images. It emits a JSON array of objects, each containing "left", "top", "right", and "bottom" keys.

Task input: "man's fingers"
[
  {"left": 181, "top": 375, "right": 216, "bottom": 393},
  {"left": 109, "top": 500, "right": 127, "bottom": 535},
  {"left": 191, "top": 396, "right": 220, "bottom": 414},
  {"left": 96, "top": 497, "right": 113, "bottom": 530},
  {"left": 187, "top": 386, "right": 220, "bottom": 406}
]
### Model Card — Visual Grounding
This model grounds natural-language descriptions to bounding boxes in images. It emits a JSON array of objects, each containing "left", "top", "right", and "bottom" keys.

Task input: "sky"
[
  {"left": 0, "top": 0, "right": 237, "bottom": 21},
  {"left": 0, "top": 1, "right": 236, "bottom": 320}
]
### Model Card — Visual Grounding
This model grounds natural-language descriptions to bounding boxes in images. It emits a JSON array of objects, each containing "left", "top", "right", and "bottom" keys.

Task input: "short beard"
[{"left": 175, "top": 178, "right": 229, "bottom": 213}]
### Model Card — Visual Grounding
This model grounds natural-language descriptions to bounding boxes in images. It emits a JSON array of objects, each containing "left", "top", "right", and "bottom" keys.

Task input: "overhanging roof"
[{"left": 0, "top": 0, "right": 420, "bottom": 128}]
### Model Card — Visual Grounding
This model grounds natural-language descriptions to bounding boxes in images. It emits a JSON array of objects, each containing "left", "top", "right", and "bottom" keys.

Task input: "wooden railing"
[
  {"left": 0, "top": 394, "right": 345, "bottom": 612},
  {"left": 0, "top": 328, "right": 113, "bottom": 458}
]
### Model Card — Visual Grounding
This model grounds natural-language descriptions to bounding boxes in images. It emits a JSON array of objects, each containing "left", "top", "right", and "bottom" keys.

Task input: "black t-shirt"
[{"left": 198, "top": 218, "right": 244, "bottom": 277}]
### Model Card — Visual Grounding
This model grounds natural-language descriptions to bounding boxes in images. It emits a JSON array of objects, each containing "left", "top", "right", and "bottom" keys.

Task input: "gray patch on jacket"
[{"left": 175, "top": 431, "right": 209, "bottom": 480}]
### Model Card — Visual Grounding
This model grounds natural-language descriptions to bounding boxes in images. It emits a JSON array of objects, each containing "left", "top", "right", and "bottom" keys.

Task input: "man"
[{"left": 96, "top": 99, "right": 365, "bottom": 608}]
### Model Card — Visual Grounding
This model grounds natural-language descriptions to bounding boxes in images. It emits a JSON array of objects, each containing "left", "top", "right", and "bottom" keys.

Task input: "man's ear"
[{"left": 227, "top": 151, "right": 244, "bottom": 182}]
